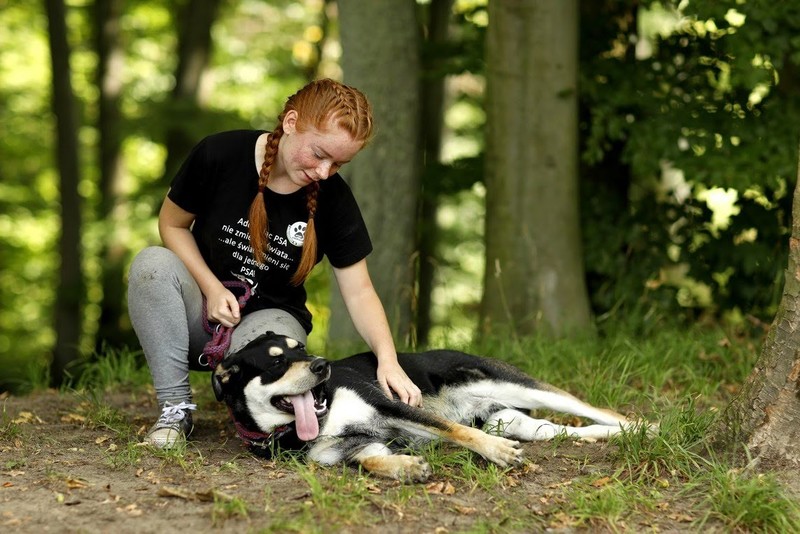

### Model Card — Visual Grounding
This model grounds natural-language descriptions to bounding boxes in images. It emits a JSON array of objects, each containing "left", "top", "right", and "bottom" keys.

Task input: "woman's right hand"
[{"left": 205, "top": 285, "right": 242, "bottom": 328}]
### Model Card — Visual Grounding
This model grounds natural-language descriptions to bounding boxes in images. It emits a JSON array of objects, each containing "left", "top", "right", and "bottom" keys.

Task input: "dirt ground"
[{"left": 0, "top": 388, "right": 772, "bottom": 533}]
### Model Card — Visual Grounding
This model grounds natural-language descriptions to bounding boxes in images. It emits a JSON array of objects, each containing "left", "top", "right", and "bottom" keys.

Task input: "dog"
[{"left": 212, "top": 332, "right": 638, "bottom": 482}]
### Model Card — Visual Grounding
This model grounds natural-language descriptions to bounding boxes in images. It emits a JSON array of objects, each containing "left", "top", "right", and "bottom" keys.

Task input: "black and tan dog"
[{"left": 212, "top": 332, "right": 637, "bottom": 481}]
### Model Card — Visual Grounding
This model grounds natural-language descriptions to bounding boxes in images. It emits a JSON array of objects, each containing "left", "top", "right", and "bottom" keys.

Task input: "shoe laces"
[{"left": 157, "top": 401, "right": 197, "bottom": 425}]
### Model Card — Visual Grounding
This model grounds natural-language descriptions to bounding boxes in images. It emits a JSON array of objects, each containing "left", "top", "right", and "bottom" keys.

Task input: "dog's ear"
[{"left": 212, "top": 364, "right": 240, "bottom": 401}]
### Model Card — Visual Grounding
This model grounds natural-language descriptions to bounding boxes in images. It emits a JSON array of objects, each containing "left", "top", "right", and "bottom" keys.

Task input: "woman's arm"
[
  {"left": 159, "top": 195, "right": 241, "bottom": 327},
  {"left": 332, "top": 259, "right": 422, "bottom": 406}
]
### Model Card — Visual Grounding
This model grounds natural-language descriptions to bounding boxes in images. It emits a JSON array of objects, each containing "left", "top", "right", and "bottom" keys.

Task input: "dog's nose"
[{"left": 310, "top": 358, "right": 329, "bottom": 376}]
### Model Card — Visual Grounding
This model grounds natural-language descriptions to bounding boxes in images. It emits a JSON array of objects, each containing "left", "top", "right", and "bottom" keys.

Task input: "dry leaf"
[
  {"left": 425, "top": 481, "right": 456, "bottom": 495},
  {"left": 12, "top": 412, "right": 43, "bottom": 425},
  {"left": 66, "top": 478, "right": 88, "bottom": 490},
  {"left": 2, "top": 482, "right": 13, "bottom": 488},
  {"left": 454, "top": 505, "right": 476, "bottom": 515},
  {"left": 592, "top": 476, "right": 612, "bottom": 488},
  {"left": 95, "top": 436, "right": 110, "bottom": 444},
  {"left": 60, "top": 413, "right": 86, "bottom": 424},
  {"left": 157, "top": 486, "right": 192, "bottom": 500}
]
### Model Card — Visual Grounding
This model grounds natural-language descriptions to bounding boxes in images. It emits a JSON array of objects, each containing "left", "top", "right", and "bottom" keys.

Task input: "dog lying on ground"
[{"left": 212, "top": 332, "right": 639, "bottom": 481}]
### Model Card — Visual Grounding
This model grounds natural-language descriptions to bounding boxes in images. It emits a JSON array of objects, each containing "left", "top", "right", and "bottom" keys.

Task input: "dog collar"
[{"left": 234, "top": 418, "right": 292, "bottom": 449}]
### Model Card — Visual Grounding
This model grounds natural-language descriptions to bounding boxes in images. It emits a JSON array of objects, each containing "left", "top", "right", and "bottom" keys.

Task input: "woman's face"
[{"left": 275, "top": 110, "right": 364, "bottom": 191}]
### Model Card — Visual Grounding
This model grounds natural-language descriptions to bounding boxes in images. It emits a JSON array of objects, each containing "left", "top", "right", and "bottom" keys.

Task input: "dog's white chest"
[{"left": 319, "top": 387, "right": 378, "bottom": 436}]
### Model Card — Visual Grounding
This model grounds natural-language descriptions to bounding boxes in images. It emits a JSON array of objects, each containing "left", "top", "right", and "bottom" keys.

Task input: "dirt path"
[{"left": 1, "top": 389, "right": 707, "bottom": 532}]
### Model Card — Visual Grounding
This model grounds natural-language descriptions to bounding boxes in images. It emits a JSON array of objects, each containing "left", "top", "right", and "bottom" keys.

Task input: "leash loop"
[{"left": 200, "top": 280, "right": 252, "bottom": 369}]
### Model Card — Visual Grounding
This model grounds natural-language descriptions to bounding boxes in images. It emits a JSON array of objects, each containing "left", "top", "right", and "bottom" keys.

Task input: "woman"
[{"left": 128, "top": 79, "right": 422, "bottom": 448}]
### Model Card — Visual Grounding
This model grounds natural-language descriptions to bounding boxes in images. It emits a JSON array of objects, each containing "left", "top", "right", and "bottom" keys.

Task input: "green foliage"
[
  {"left": 579, "top": 0, "right": 798, "bottom": 324},
  {"left": 692, "top": 465, "right": 800, "bottom": 533}
]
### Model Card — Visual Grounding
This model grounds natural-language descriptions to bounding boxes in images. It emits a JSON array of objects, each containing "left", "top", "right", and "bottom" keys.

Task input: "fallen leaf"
[
  {"left": 425, "top": 481, "right": 456, "bottom": 495},
  {"left": 95, "top": 436, "right": 110, "bottom": 445},
  {"left": 454, "top": 505, "right": 476, "bottom": 515},
  {"left": 60, "top": 413, "right": 86, "bottom": 424},
  {"left": 157, "top": 486, "right": 192, "bottom": 500},
  {"left": 592, "top": 477, "right": 612, "bottom": 488},
  {"left": 12, "top": 412, "right": 43, "bottom": 425},
  {"left": 2, "top": 482, "right": 12, "bottom": 488},
  {"left": 66, "top": 478, "right": 88, "bottom": 490}
]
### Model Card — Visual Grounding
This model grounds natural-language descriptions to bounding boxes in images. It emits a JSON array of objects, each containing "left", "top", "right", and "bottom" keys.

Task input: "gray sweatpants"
[{"left": 127, "top": 246, "right": 307, "bottom": 408}]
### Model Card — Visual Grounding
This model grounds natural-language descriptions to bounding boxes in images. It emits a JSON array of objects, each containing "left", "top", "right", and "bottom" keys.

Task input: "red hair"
[{"left": 248, "top": 79, "right": 373, "bottom": 286}]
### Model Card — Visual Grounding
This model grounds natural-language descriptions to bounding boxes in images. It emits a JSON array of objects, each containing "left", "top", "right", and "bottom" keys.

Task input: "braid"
[
  {"left": 248, "top": 121, "right": 284, "bottom": 264},
  {"left": 250, "top": 78, "right": 373, "bottom": 285},
  {"left": 289, "top": 181, "right": 320, "bottom": 286}
]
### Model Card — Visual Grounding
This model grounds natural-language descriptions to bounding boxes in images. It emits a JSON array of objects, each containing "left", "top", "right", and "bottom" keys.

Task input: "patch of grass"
[
  {"left": 211, "top": 493, "right": 250, "bottom": 526},
  {"left": 296, "top": 461, "right": 375, "bottom": 526},
  {"left": 558, "top": 477, "right": 660, "bottom": 532},
  {"left": 71, "top": 345, "right": 151, "bottom": 393},
  {"left": 104, "top": 441, "right": 147, "bottom": 470},
  {"left": 614, "top": 396, "right": 714, "bottom": 482},
  {"left": 692, "top": 465, "right": 800, "bottom": 533},
  {"left": 0, "top": 401, "right": 21, "bottom": 442}
]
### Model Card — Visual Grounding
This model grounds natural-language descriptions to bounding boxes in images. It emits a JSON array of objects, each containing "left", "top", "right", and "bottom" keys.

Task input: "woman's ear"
[{"left": 283, "top": 110, "right": 298, "bottom": 134}]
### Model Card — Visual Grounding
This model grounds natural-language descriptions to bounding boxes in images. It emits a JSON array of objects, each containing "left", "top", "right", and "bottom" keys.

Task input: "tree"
[
  {"left": 45, "top": 0, "right": 84, "bottom": 385},
  {"left": 712, "top": 143, "right": 800, "bottom": 464},
  {"left": 330, "top": 0, "right": 422, "bottom": 347},
  {"left": 415, "top": 0, "right": 454, "bottom": 346},
  {"left": 159, "top": 0, "right": 223, "bottom": 183},
  {"left": 480, "top": 0, "right": 592, "bottom": 337},
  {"left": 93, "top": 0, "right": 130, "bottom": 351}
]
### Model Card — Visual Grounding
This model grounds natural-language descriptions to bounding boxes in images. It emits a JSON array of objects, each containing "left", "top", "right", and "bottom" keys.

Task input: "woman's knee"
[{"left": 128, "top": 246, "right": 183, "bottom": 287}]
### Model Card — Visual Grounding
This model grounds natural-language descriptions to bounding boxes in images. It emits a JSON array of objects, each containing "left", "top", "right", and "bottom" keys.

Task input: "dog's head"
[{"left": 212, "top": 332, "right": 330, "bottom": 441}]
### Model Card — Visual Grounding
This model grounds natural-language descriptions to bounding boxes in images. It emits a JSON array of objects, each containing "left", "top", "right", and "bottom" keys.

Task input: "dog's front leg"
[
  {"left": 308, "top": 438, "right": 432, "bottom": 482},
  {"left": 353, "top": 443, "right": 431, "bottom": 482}
]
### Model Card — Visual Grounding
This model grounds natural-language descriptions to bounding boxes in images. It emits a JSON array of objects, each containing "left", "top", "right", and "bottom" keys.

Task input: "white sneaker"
[{"left": 144, "top": 401, "right": 196, "bottom": 449}]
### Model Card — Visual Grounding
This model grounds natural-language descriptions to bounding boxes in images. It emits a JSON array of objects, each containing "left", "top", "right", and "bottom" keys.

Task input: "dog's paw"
[
  {"left": 360, "top": 454, "right": 432, "bottom": 483},
  {"left": 480, "top": 435, "right": 523, "bottom": 467}
]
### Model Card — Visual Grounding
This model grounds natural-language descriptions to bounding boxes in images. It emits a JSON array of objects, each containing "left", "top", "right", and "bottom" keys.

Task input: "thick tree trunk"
[
  {"left": 45, "top": 0, "right": 84, "bottom": 385},
  {"left": 712, "top": 143, "right": 800, "bottom": 464},
  {"left": 94, "top": 0, "right": 130, "bottom": 351},
  {"left": 160, "top": 0, "right": 221, "bottom": 183},
  {"left": 416, "top": 0, "right": 453, "bottom": 346},
  {"left": 480, "top": 0, "right": 592, "bottom": 338},
  {"left": 330, "top": 0, "right": 421, "bottom": 348}
]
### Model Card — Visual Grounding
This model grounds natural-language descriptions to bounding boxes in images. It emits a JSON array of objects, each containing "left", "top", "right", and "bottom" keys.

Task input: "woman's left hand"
[{"left": 377, "top": 360, "right": 422, "bottom": 407}]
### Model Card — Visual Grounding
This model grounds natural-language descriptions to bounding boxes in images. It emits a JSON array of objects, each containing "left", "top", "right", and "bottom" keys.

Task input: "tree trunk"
[
  {"left": 416, "top": 0, "right": 453, "bottom": 346},
  {"left": 160, "top": 0, "right": 221, "bottom": 183},
  {"left": 45, "top": 0, "right": 84, "bottom": 386},
  {"left": 94, "top": 0, "right": 131, "bottom": 352},
  {"left": 712, "top": 143, "right": 800, "bottom": 464},
  {"left": 480, "top": 0, "right": 592, "bottom": 338},
  {"left": 332, "top": 0, "right": 421, "bottom": 348}
]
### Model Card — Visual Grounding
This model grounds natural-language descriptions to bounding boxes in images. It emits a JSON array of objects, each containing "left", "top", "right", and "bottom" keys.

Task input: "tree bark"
[
  {"left": 160, "top": 0, "right": 222, "bottom": 183},
  {"left": 712, "top": 143, "right": 800, "bottom": 464},
  {"left": 94, "top": 0, "right": 131, "bottom": 351},
  {"left": 45, "top": 0, "right": 84, "bottom": 385},
  {"left": 416, "top": 0, "right": 453, "bottom": 346},
  {"left": 332, "top": 0, "right": 422, "bottom": 348},
  {"left": 480, "top": 0, "right": 592, "bottom": 338}
]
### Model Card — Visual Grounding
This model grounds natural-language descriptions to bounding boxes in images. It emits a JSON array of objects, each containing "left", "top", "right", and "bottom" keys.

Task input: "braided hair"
[{"left": 248, "top": 79, "right": 373, "bottom": 286}]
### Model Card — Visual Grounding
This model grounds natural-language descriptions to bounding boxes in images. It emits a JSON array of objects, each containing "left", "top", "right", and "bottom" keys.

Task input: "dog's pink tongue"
[{"left": 289, "top": 390, "right": 319, "bottom": 441}]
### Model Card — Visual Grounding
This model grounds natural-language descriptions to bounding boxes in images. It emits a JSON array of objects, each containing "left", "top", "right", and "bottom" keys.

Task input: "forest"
[{"left": 1, "top": 0, "right": 798, "bottom": 393}]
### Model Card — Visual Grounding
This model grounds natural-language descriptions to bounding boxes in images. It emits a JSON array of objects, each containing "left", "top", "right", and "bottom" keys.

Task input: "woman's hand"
[
  {"left": 205, "top": 285, "right": 241, "bottom": 328},
  {"left": 377, "top": 359, "right": 422, "bottom": 407}
]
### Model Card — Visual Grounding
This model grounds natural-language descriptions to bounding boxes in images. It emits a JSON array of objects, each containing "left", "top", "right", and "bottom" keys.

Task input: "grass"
[{"left": 6, "top": 320, "right": 799, "bottom": 532}]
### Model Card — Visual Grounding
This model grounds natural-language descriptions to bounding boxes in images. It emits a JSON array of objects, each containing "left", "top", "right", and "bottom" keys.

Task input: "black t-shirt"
[{"left": 168, "top": 129, "right": 372, "bottom": 333}]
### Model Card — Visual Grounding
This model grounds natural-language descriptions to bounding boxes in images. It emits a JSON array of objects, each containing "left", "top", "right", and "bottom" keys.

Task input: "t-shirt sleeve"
[
  {"left": 167, "top": 136, "right": 214, "bottom": 214},
  {"left": 318, "top": 176, "right": 373, "bottom": 268}
]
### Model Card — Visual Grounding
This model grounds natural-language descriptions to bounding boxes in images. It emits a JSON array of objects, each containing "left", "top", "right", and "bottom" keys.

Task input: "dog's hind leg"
[{"left": 485, "top": 408, "right": 626, "bottom": 441}]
